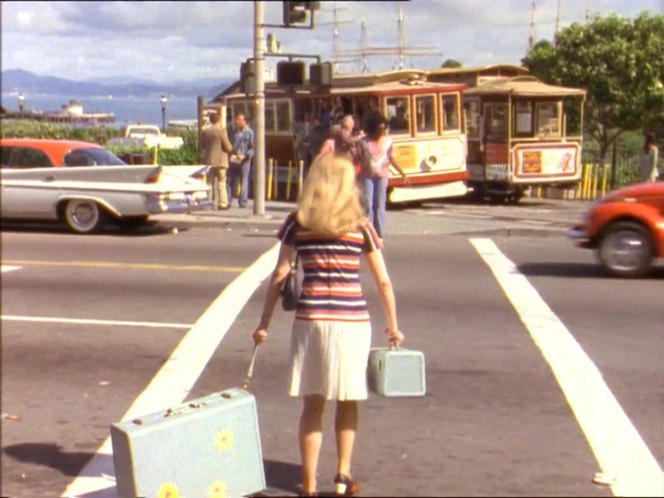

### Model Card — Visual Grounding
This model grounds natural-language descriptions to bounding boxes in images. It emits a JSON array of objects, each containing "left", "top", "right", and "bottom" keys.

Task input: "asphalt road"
[{"left": 1, "top": 203, "right": 662, "bottom": 497}]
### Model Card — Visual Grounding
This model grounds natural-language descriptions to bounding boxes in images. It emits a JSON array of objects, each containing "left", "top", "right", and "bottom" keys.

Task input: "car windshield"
[
  {"left": 64, "top": 148, "right": 126, "bottom": 167},
  {"left": 129, "top": 127, "right": 159, "bottom": 135}
]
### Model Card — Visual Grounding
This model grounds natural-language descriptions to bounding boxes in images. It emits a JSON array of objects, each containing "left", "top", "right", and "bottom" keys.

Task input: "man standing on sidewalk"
[
  {"left": 228, "top": 113, "right": 255, "bottom": 209},
  {"left": 200, "top": 112, "right": 233, "bottom": 210}
]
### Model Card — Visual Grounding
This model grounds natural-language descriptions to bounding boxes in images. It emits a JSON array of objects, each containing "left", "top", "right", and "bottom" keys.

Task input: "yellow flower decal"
[
  {"left": 156, "top": 482, "right": 180, "bottom": 498},
  {"left": 214, "top": 428, "right": 234, "bottom": 452},
  {"left": 207, "top": 479, "right": 228, "bottom": 498}
]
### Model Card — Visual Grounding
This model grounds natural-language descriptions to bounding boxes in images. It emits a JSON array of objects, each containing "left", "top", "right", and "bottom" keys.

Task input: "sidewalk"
[
  {"left": 150, "top": 201, "right": 294, "bottom": 230},
  {"left": 150, "top": 197, "right": 587, "bottom": 237}
]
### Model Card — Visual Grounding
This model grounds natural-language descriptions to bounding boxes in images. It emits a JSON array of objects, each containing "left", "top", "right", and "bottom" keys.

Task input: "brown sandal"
[{"left": 334, "top": 474, "right": 359, "bottom": 496}]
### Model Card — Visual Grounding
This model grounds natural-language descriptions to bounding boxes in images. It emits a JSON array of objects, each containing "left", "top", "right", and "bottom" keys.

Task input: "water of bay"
[{"left": 0, "top": 93, "right": 204, "bottom": 128}]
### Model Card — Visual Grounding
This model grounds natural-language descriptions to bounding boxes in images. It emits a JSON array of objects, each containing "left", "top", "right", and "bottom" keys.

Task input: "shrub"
[{"left": 0, "top": 119, "right": 122, "bottom": 144}]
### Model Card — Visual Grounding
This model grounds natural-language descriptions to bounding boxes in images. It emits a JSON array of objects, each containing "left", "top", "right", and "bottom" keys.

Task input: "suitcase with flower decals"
[{"left": 110, "top": 387, "right": 265, "bottom": 498}]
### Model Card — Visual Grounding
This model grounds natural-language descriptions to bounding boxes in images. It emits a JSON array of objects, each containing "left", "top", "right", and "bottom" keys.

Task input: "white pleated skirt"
[{"left": 289, "top": 319, "right": 372, "bottom": 401}]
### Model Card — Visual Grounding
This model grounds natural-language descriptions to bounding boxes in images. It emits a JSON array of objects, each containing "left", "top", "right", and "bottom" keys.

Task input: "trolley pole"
[{"left": 253, "top": 1, "right": 266, "bottom": 217}]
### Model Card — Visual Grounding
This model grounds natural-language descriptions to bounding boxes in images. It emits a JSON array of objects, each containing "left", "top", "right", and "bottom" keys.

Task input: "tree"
[
  {"left": 441, "top": 59, "right": 462, "bottom": 68},
  {"left": 523, "top": 13, "right": 664, "bottom": 163}
]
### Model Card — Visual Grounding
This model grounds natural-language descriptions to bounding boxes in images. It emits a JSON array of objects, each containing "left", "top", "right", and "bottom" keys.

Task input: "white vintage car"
[
  {"left": 0, "top": 138, "right": 210, "bottom": 234},
  {"left": 107, "top": 124, "right": 185, "bottom": 150}
]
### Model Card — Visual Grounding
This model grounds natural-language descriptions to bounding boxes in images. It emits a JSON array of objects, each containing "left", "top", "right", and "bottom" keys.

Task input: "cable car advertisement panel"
[{"left": 512, "top": 143, "right": 580, "bottom": 182}]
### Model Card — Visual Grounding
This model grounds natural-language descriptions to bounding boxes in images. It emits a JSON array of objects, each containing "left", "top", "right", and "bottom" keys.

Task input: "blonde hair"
[{"left": 296, "top": 153, "right": 364, "bottom": 236}]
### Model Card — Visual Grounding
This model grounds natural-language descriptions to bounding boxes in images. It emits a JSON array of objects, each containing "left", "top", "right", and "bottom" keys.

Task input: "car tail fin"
[
  {"left": 191, "top": 166, "right": 207, "bottom": 182},
  {"left": 145, "top": 166, "right": 162, "bottom": 184}
]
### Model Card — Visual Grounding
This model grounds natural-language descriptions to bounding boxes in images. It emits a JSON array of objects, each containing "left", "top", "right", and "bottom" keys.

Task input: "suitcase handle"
[
  {"left": 164, "top": 402, "right": 205, "bottom": 418},
  {"left": 389, "top": 339, "right": 401, "bottom": 351}
]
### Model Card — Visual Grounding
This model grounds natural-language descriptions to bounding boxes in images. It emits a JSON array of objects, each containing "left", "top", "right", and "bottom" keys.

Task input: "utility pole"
[
  {"left": 528, "top": 2, "right": 537, "bottom": 51},
  {"left": 554, "top": 0, "right": 561, "bottom": 46},
  {"left": 253, "top": 1, "right": 266, "bottom": 217},
  {"left": 395, "top": 6, "right": 405, "bottom": 70},
  {"left": 332, "top": 3, "right": 340, "bottom": 72},
  {"left": 315, "top": 2, "right": 353, "bottom": 73},
  {"left": 359, "top": 20, "right": 369, "bottom": 73}
]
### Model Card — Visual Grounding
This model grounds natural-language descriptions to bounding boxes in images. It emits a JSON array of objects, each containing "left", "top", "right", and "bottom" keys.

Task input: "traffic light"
[
  {"left": 309, "top": 62, "right": 333, "bottom": 87},
  {"left": 283, "top": 1, "right": 307, "bottom": 26},
  {"left": 277, "top": 61, "right": 305, "bottom": 86},
  {"left": 240, "top": 59, "right": 256, "bottom": 95},
  {"left": 282, "top": 1, "right": 320, "bottom": 27}
]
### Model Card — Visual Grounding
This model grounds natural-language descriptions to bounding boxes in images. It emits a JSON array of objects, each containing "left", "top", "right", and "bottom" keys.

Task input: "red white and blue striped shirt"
[{"left": 277, "top": 213, "right": 382, "bottom": 322}]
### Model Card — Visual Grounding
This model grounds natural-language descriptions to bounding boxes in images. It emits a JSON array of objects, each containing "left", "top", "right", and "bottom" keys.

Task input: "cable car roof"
[{"left": 463, "top": 76, "right": 585, "bottom": 97}]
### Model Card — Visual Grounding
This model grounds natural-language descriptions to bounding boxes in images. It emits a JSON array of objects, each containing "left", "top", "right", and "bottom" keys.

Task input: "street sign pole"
[{"left": 253, "top": 1, "right": 266, "bottom": 217}]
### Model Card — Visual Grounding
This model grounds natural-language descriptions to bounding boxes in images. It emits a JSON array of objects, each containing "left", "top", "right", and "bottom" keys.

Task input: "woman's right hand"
[{"left": 253, "top": 327, "right": 268, "bottom": 345}]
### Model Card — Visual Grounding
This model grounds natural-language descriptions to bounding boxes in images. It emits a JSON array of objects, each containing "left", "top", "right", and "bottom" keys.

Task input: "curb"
[{"left": 150, "top": 214, "right": 286, "bottom": 232}]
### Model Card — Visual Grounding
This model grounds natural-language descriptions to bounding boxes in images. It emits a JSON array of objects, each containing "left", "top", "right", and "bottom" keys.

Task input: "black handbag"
[{"left": 280, "top": 252, "right": 300, "bottom": 311}]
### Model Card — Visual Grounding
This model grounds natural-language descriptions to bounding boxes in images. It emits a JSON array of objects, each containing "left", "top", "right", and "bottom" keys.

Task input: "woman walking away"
[
  {"left": 639, "top": 132, "right": 659, "bottom": 183},
  {"left": 358, "top": 116, "right": 408, "bottom": 239},
  {"left": 252, "top": 153, "right": 405, "bottom": 496}
]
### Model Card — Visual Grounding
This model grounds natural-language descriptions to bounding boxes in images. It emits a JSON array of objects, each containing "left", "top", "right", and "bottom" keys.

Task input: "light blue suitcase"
[
  {"left": 110, "top": 387, "right": 265, "bottom": 498},
  {"left": 368, "top": 345, "right": 426, "bottom": 397}
]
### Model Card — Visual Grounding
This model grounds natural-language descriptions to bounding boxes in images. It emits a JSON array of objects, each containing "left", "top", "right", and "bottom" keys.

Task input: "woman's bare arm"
[
  {"left": 252, "top": 243, "right": 294, "bottom": 344},
  {"left": 364, "top": 249, "right": 405, "bottom": 345}
]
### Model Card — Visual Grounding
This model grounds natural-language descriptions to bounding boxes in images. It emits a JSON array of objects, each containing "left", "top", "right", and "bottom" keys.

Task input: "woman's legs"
[
  {"left": 335, "top": 400, "right": 358, "bottom": 477},
  {"left": 299, "top": 394, "right": 326, "bottom": 493}
]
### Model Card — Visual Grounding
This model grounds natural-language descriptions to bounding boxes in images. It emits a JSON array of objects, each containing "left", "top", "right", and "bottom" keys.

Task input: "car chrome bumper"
[
  {"left": 147, "top": 194, "right": 210, "bottom": 214},
  {"left": 568, "top": 227, "right": 587, "bottom": 240},
  {"left": 569, "top": 226, "right": 593, "bottom": 248}
]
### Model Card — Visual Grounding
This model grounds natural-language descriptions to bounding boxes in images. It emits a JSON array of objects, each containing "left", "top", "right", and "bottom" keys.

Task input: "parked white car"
[
  {"left": 1, "top": 138, "right": 208, "bottom": 234},
  {"left": 107, "top": 124, "right": 184, "bottom": 150}
]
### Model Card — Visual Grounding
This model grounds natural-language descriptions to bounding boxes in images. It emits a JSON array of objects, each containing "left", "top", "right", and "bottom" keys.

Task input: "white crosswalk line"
[
  {"left": 471, "top": 238, "right": 664, "bottom": 497},
  {"left": 60, "top": 242, "right": 281, "bottom": 498},
  {"left": 1, "top": 315, "right": 192, "bottom": 330}
]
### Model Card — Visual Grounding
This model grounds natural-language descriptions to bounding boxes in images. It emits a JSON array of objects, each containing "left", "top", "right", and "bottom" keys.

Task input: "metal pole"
[
  {"left": 253, "top": 1, "right": 266, "bottom": 217},
  {"left": 197, "top": 96, "right": 204, "bottom": 163}
]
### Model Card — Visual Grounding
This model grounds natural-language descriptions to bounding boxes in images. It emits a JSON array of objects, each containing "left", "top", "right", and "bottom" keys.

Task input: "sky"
[{"left": 2, "top": 0, "right": 661, "bottom": 85}]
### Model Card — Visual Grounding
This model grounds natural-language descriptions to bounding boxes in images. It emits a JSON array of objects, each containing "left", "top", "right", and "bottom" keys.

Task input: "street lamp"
[
  {"left": 159, "top": 95, "right": 168, "bottom": 132},
  {"left": 18, "top": 93, "right": 25, "bottom": 114}
]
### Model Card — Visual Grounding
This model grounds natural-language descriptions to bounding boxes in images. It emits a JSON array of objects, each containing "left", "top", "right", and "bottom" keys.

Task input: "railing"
[
  {"left": 530, "top": 144, "right": 662, "bottom": 201},
  {"left": 264, "top": 159, "right": 305, "bottom": 201}
]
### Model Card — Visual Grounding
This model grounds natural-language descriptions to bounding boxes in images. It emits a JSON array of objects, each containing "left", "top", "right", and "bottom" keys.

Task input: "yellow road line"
[{"left": 1, "top": 259, "right": 245, "bottom": 273}]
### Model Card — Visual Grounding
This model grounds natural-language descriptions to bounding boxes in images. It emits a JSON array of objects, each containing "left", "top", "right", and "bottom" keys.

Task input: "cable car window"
[
  {"left": 442, "top": 94, "right": 459, "bottom": 131},
  {"left": 414, "top": 95, "right": 435, "bottom": 134},
  {"left": 515, "top": 101, "right": 533, "bottom": 135},
  {"left": 464, "top": 100, "right": 480, "bottom": 138},
  {"left": 484, "top": 103, "right": 508, "bottom": 140},
  {"left": 276, "top": 100, "right": 291, "bottom": 133},
  {"left": 265, "top": 104, "right": 276, "bottom": 133},
  {"left": 386, "top": 96, "right": 410, "bottom": 135},
  {"left": 536, "top": 102, "right": 561, "bottom": 137}
]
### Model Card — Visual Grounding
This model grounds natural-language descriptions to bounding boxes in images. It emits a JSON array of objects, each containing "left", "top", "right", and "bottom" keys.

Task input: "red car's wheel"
[{"left": 598, "top": 221, "right": 654, "bottom": 278}]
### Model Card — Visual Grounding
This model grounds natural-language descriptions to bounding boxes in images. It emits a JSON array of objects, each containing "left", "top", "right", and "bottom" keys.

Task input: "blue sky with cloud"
[{"left": 1, "top": 0, "right": 661, "bottom": 84}]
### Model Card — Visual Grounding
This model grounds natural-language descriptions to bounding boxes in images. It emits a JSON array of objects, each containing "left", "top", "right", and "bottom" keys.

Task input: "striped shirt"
[{"left": 277, "top": 213, "right": 382, "bottom": 323}]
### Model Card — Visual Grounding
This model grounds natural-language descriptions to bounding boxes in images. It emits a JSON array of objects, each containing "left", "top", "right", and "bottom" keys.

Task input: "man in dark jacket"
[{"left": 305, "top": 116, "right": 328, "bottom": 170}]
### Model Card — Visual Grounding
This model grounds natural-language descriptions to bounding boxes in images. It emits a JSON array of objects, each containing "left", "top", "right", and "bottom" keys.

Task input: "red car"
[
  {"left": 0, "top": 138, "right": 126, "bottom": 168},
  {"left": 569, "top": 181, "right": 664, "bottom": 277}
]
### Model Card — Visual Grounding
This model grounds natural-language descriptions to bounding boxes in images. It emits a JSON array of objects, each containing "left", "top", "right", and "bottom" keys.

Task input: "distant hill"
[{"left": 1, "top": 69, "right": 231, "bottom": 98}]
